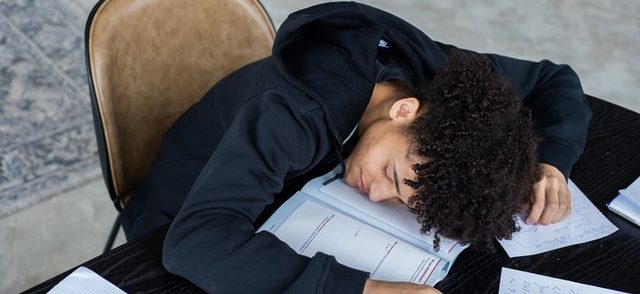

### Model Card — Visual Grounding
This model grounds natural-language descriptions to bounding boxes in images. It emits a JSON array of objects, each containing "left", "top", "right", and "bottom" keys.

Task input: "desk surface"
[{"left": 26, "top": 96, "right": 640, "bottom": 293}]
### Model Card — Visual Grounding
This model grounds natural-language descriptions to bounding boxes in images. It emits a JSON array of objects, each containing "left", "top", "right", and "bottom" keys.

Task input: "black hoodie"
[{"left": 136, "top": 2, "right": 592, "bottom": 293}]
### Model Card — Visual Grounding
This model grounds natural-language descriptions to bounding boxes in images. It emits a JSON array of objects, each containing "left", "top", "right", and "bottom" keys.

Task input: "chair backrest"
[{"left": 85, "top": 0, "right": 275, "bottom": 210}]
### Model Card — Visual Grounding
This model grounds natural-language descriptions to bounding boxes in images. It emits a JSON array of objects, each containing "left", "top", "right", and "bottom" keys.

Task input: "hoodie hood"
[{"left": 272, "top": 1, "right": 449, "bottom": 144}]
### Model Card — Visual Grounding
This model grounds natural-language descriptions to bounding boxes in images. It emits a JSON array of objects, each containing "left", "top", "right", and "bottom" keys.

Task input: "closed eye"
[
  {"left": 392, "top": 164, "right": 401, "bottom": 197},
  {"left": 381, "top": 166, "right": 390, "bottom": 180}
]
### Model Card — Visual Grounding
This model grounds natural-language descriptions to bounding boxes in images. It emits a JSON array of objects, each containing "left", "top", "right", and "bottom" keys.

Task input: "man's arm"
[
  {"left": 162, "top": 94, "right": 369, "bottom": 293},
  {"left": 430, "top": 41, "right": 590, "bottom": 224},
  {"left": 456, "top": 46, "right": 591, "bottom": 224},
  {"left": 364, "top": 280, "right": 442, "bottom": 294},
  {"left": 433, "top": 42, "right": 591, "bottom": 177},
  {"left": 480, "top": 51, "right": 592, "bottom": 179},
  {"left": 355, "top": 2, "right": 590, "bottom": 224},
  {"left": 482, "top": 52, "right": 591, "bottom": 224},
  {"left": 354, "top": 2, "right": 591, "bottom": 182}
]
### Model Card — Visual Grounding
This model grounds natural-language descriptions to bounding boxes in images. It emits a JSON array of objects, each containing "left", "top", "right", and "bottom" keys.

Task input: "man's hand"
[
  {"left": 363, "top": 279, "right": 442, "bottom": 294},
  {"left": 525, "top": 163, "right": 571, "bottom": 225}
]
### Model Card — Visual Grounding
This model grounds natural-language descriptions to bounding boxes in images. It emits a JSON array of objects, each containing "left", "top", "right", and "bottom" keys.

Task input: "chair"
[{"left": 84, "top": 0, "right": 275, "bottom": 252}]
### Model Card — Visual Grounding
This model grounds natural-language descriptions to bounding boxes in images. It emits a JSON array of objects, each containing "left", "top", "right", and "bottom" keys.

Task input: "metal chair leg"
[{"left": 104, "top": 213, "right": 122, "bottom": 253}]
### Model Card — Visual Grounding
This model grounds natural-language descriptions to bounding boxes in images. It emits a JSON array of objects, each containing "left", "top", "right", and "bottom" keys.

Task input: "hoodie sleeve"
[
  {"left": 162, "top": 92, "right": 369, "bottom": 293},
  {"left": 486, "top": 54, "right": 591, "bottom": 179},
  {"left": 435, "top": 43, "right": 592, "bottom": 179}
]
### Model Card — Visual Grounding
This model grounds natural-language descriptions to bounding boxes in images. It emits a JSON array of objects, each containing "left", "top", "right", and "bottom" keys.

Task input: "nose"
[{"left": 367, "top": 179, "right": 392, "bottom": 202}]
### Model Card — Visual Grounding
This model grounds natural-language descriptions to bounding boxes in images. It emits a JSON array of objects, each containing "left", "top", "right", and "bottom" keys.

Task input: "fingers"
[
  {"left": 538, "top": 178, "right": 560, "bottom": 225},
  {"left": 526, "top": 181, "right": 545, "bottom": 225},
  {"left": 527, "top": 172, "right": 572, "bottom": 225},
  {"left": 556, "top": 184, "right": 572, "bottom": 221},
  {"left": 547, "top": 179, "right": 572, "bottom": 224}
]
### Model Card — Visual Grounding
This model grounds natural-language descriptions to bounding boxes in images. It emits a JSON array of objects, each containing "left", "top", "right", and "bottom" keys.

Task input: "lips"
[{"left": 359, "top": 171, "right": 367, "bottom": 194}]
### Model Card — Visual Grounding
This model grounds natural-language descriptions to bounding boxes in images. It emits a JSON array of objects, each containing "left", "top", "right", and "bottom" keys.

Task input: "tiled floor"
[{"left": 1, "top": 0, "right": 638, "bottom": 293}]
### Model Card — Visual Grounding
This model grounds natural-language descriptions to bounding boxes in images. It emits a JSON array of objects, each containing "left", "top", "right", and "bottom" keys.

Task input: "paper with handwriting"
[
  {"left": 498, "top": 180, "right": 618, "bottom": 257},
  {"left": 499, "top": 267, "right": 628, "bottom": 294}
]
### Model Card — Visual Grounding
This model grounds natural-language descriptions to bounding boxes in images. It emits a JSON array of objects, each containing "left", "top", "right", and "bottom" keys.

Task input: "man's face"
[{"left": 344, "top": 118, "right": 422, "bottom": 207}]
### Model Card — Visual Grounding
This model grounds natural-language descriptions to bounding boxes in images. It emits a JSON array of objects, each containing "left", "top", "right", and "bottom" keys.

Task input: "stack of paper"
[{"left": 607, "top": 176, "right": 640, "bottom": 227}]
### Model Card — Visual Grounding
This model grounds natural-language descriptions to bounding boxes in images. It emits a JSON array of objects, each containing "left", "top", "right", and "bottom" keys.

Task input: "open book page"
[
  {"left": 499, "top": 267, "right": 628, "bottom": 294},
  {"left": 259, "top": 192, "right": 450, "bottom": 285},
  {"left": 607, "top": 176, "right": 640, "bottom": 226},
  {"left": 498, "top": 180, "right": 618, "bottom": 257},
  {"left": 301, "top": 168, "right": 467, "bottom": 260}
]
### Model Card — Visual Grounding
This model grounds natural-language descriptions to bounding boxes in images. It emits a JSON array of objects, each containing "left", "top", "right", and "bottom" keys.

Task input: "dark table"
[{"left": 26, "top": 96, "right": 640, "bottom": 293}]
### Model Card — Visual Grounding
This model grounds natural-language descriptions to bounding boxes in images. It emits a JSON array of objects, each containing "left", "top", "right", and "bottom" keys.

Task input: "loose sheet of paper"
[
  {"left": 499, "top": 267, "right": 628, "bottom": 294},
  {"left": 273, "top": 200, "right": 448, "bottom": 285},
  {"left": 48, "top": 266, "right": 125, "bottom": 294},
  {"left": 498, "top": 180, "right": 618, "bottom": 257}
]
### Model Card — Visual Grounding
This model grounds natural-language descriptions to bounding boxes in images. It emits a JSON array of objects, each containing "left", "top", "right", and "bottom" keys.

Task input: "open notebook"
[{"left": 258, "top": 168, "right": 467, "bottom": 285}]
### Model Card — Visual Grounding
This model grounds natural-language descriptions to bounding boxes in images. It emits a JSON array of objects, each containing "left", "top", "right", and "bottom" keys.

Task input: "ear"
[{"left": 388, "top": 97, "right": 420, "bottom": 123}]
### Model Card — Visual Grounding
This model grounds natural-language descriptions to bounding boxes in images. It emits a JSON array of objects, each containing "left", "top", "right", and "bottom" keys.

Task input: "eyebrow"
[{"left": 393, "top": 163, "right": 401, "bottom": 197}]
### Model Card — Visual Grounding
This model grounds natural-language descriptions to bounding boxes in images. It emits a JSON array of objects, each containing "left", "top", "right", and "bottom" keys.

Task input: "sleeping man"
[{"left": 120, "top": 2, "right": 591, "bottom": 293}]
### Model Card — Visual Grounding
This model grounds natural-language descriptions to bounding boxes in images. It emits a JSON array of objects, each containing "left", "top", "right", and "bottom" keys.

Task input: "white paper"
[
  {"left": 608, "top": 176, "right": 640, "bottom": 226},
  {"left": 498, "top": 180, "right": 618, "bottom": 257},
  {"left": 48, "top": 266, "right": 126, "bottom": 294},
  {"left": 273, "top": 200, "right": 448, "bottom": 285},
  {"left": 499, "top": 267, "right": 628, "bottom": 294},
  {"left": 608, "top": 193, "right": 640, "bottom": 226},
  {"left": 620, "top": 175, "right": 640, "bottom": 197}
]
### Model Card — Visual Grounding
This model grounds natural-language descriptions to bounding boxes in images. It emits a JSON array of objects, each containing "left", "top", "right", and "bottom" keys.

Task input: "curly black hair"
[{"left": 405, "top": 50, "right": 540, "bottom": 251}]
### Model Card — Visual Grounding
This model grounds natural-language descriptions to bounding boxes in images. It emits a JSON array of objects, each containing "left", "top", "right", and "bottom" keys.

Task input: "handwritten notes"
[
  {"left": 498, "top": 180, "right": 618, "bottom": 257},
  {"left": 499, "top": 268, "right": 628, "bottom": 294}
]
